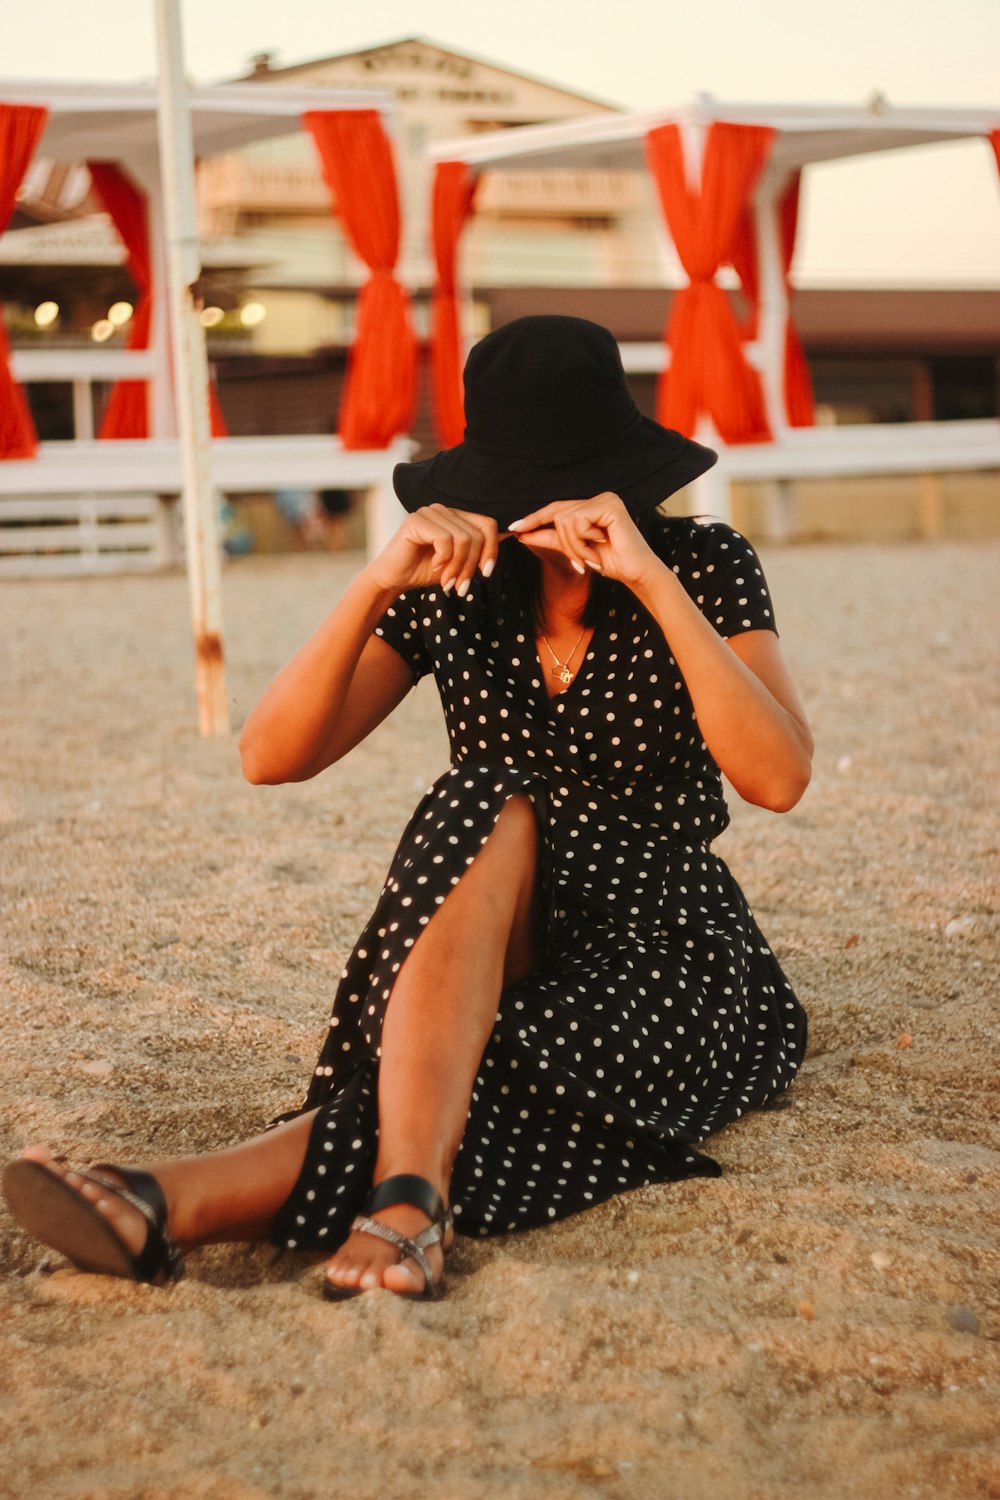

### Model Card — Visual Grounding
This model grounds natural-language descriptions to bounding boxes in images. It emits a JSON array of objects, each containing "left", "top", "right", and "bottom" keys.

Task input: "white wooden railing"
[{"left": 0, "top": 435, "right": 411, "bottom": 577}]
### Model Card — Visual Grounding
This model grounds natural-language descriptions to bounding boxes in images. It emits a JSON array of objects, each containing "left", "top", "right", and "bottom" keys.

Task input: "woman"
[{"left": 3, "top": 316, "right": 812, "bottom": 1301}]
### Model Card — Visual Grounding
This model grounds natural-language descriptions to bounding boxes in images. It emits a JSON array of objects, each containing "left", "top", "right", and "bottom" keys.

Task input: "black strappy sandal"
[
  {"left": 2, "top": 1158, "right": 184, "bottom": 1286},
  {"left": 322, "top": 1173, "right": 452, "bottom": 1302}
]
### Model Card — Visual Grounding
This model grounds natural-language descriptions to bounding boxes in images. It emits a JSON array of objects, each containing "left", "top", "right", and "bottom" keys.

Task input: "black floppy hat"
[{"left": 393, "top": 315, "right": 716, "bottom": 530}]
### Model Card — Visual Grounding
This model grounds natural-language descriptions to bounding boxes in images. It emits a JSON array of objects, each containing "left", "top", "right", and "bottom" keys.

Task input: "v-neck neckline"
[
  {"left": 536, "top": 626, "right": 595, "bottom": 701},
  {"left": 528, "top": 605, "right": 608, "bottom": 713}
]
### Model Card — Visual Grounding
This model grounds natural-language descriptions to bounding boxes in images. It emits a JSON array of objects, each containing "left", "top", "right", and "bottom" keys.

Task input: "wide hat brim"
[{"left": 393, "top": 410, "right": 717, "bottom": 531}]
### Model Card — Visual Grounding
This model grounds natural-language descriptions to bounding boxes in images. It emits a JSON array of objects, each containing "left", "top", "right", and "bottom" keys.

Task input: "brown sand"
[{"left": 1, "top": 541, "right": 998, "bottom": 1500}]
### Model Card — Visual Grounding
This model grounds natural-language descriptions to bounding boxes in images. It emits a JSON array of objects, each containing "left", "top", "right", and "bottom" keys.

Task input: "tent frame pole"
[{"left": 153, "top": 0, "right": 229, "bottom": 736}]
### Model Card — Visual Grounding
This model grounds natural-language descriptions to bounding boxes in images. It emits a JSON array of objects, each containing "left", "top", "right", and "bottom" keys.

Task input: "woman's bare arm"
[
  {"left": 239, "top": 572, "right": 413, "bottom": 784},
  {"left": 628, "top": 571, "right": 813, "bottom": 811},
  {"left": 239, "top": 505, "right": 501, "bottom": 785}
]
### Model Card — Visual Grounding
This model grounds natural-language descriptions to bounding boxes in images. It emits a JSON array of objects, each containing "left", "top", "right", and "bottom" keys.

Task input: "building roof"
[{"left": 233, "top": 35, "right": 622, "bottom": 114}]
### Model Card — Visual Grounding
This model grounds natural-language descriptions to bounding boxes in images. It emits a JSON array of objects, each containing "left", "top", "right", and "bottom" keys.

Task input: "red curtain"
[
  {"left": 89, "top": 162, "right": 227, "bottom": 439},
  {"left": 727, "top": 206, "right": 759, "bottom": 340},
  {"left": 88, "top": 162, "right": 153, "bottom": 438},
  {"left": 991, "top": 129, "right": 1000, "bottom": 177},
  {"left": 645, "top": 121, "right": 774, "bottom": 443},
  {"left": 304, "top": 108, "right": 416, "bottom": 449},
  {"left": 430, "top": 161, "right": 478, "bottom": 446},
  {"left": 0, "top": 103, "right": 49, "bottom": 458}
]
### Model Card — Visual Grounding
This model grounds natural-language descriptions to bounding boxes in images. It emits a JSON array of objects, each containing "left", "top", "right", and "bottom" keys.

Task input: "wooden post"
[
  {"left": 71, "top": 379, "right": 93, "bottom": 440},
  {"left": 918, "top": 472, "right": 944, "bottom": 539},
  {"left": 152, "top": 0, "right": 229, "bottom": 735}
]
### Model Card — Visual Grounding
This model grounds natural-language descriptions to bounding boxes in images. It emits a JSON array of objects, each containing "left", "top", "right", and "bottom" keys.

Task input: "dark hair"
[{"left": 487, "top": 508, "right": 695, "bottom": 631}]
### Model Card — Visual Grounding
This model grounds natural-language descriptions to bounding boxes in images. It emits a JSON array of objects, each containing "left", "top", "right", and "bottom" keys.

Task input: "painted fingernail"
[
  {"left": 456, "top": 578, "right": 470, "bottom": 597},
  {"left": 441, "top": 578, "right": 454, "bottom": 593},
  {"left": 571, "top": 560, "right": 586, "bottom": 575},
  {"left": 507, "top": 519, "right": 526, "bottom": 531},
  {"left": 481, "top": 558, "right": 495, "bottom": 578},
  {"left": 585, "top": 560, "right": 603, "bottom": 572}
]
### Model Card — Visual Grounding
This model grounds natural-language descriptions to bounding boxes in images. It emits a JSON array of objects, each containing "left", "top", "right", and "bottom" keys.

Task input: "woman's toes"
[
  {"left": 21, "top": 1145, "right": 58, "bottom": 1166},
  {"left": 60, "top": 1169, "right": 148, "bottom": 1255},
  {"left": 382, "top": 1258, "right": 429, "bottom": 1295},
  {"left": 325, "top": 1250, "right": 360, "bottom": 1286}
]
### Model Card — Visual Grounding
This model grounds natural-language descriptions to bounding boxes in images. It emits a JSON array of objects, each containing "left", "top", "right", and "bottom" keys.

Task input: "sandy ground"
[{"left": 1, "top": 540, "right": 998, "bottom": 1500}]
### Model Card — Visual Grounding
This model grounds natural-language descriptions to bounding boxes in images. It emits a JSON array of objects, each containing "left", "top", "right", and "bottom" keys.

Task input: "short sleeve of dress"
[
  {"left": 674, "top": 522, "right": 778, "bottom": 638},
  {"left": 373, "top": 590, "right": 432, "bottom": 683}
]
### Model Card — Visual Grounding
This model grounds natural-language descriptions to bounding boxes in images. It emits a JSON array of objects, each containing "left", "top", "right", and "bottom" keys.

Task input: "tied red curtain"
[
  {"left": 88, "top": 162, "right": 227, "bottom": 439},
  {"left": 991, "top": 129, "right": 1000, "bottom": 177},
  {"left": 0, "top": 103, "right": 49, "bottom": 458},
  {"left": 645, "top": 121, "right": 774, "bottom": 443},
  {"left": 304, "top": 108, "right": 416, "bottom": 449},
  {"left": 728, "top": 173, "right": 815, "bottom": 427},
  {"left": 430, "top": 161, "right": 478, "bottom": 446}
]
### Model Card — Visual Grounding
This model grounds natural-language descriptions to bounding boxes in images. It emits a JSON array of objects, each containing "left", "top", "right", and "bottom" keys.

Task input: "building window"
[{"left": 929, "top": 357, "right": 997, "bottom": 421}]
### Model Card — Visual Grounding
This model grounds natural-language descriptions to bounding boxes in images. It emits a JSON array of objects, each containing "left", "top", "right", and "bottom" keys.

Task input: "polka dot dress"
[{"left": 269, "top": 520, "right": 808, "bottom": 1250}]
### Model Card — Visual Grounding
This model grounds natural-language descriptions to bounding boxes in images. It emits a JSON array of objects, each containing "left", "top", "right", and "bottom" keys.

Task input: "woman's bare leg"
[
  {"left": 326, "top": 794, "right": 540, "bottom": 1295},
  {"left": 15, "top": 796, "right": 539, "bottom": 1291},
  {"left": 18, "top": 1107, "right": 320, "bottom": 1256}
]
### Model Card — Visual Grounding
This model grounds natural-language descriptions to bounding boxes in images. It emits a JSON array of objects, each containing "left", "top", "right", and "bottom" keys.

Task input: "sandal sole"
[{"left": 2, "top": 1159, "right": 139, "bottom": 1279}]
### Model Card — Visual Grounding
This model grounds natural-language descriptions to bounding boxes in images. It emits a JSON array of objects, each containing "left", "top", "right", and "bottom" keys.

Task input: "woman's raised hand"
[
  {"left": 509, "top": 493, "right": 658, "bottom": 589},
  {"left": 368, "top": 504, "right": 501, "bottom": 597}
]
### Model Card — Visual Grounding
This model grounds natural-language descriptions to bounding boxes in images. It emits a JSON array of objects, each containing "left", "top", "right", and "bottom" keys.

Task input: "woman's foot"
[
  {"left": 323, "top": 1174, "right": 453, "bottom": 1298},
  {"left": 3, "top": 1145, "right": 183, "bottom": 1284},
  {"left": 15, "top": 1146, "right": 150, "bottom": 1255}
]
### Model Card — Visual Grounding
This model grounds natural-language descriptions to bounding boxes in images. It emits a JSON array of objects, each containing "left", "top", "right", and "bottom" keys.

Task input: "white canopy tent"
[
  {"left": 0, "top": 75, "right": 412, "bottom": 556},
  {"left": 430, "top": 97, "right": 1000, "bottom": 536}
]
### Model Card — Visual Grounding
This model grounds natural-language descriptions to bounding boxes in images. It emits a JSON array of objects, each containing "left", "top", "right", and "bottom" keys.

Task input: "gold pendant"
[{"left": 556, "top": 666, "right": 573, "bottom": 685}]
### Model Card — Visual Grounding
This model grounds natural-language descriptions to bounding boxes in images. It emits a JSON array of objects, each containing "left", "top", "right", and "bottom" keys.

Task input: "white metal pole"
[
  {"left": 752, "top": 167, "right": 795, "bottom": 541},
  {"left": 153, "top": 0, "right": 229, "bottom": 736}
]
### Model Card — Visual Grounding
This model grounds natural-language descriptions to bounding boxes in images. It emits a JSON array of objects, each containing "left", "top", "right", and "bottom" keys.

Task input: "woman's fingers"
[
  {"left": 509, "top": 493, "right": 655, "bottom": 586},
  {"left": 443, "top": 509, "right": 501, "bottom": 590},
  {"left": 508, "top": 500, "right": 574, "bottom": 534},
  {"left": 424, "top": 506, "right": 486, "bottom": 594},
  {"left": 511, "top": 503, "right": 608, "bottom": 574},
  {"left": 509, "top": 493, "right": 626, "bottom": 535},
  {"left": 472, "top": 514, "right": 500, "bottom": 580}
]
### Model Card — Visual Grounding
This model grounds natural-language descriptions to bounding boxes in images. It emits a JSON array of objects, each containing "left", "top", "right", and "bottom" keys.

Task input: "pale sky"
[{"left": 4, "top": 0, "right": 1000, "bottom": 283}]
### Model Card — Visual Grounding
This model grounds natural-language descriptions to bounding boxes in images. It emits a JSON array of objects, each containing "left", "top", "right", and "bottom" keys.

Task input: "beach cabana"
[
  {"left": 427, "top": 98, "right": 1000, "bottom": 537},
  {"left": 0, "top": 78, "right": 416, "bottom": 572}
]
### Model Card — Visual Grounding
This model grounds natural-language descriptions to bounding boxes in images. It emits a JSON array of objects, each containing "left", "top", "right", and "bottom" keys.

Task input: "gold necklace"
[{"left": 539, "top": 627, "right": 586, "bottom": 686}]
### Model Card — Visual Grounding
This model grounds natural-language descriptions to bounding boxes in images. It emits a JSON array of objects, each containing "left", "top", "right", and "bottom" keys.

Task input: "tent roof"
[
  {"left": 430, "top": 97, "right": 1000, "bottom": 175},
  {"left": 0, "top": 78, "right": 392, "bottom": 165}
]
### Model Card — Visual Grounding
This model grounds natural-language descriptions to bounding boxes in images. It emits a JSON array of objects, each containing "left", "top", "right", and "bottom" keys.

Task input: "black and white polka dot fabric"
[{"left": 269, "top": 520, "right": 807, "bottom": 1249}]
